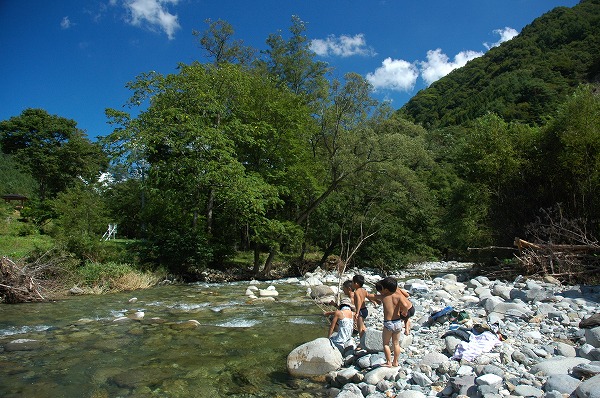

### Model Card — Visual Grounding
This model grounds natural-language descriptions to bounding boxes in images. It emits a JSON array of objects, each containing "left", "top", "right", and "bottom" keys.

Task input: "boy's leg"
[
  {"left": 404, "top": 318, "right": 411, "bottom": 335},
  {"left": 357, "top": 315, "right": 366, "bottom": 336},
  {"left": 391, "top": 331, "right": 401, "bottom": 366},
  {"left": 382, "top": 328, "right": 392, "bottom": 366}
]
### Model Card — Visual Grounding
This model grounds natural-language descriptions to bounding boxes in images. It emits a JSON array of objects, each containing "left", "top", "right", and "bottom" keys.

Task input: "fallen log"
[{"left": 514, "top": 237, "right": 600, "bottom": 253}]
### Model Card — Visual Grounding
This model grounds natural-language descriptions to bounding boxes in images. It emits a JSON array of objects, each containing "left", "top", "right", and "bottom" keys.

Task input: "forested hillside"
[{"left": 400, "top": 0, "right": 600, "bottom": 128}]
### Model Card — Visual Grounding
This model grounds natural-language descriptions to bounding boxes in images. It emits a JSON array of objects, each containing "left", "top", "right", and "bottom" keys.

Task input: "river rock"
[
  {"left": 335, "top": 367, "right": 360, "bottom": 384},
  {"left": 513, "top": 384, "right": 544, "bottom": 397},
  {"left": 258, "top": 288, "right": 278, "bottom": 297},
  {"left": 580, "top": 313, "right": 600, "bottom": 328},
  {"left": 69, "top": 286, "right": 85, "bottom": 295},
  {"left": 419, "top": 351, "right": 450, "bottom": 368},
  {"left": 5, "top": 338, "right": 41, "bottom": 351},
  {"left": 336, "top": 383, "right": 363, "bottom": 397},
  {"left": 571, "top": 361, "right": 600, "bottom": 378},
  {"left": 363, "top": 366, "right": 398, "bottom": 385},
  {"left": 287, "top": 337, "right": 343, "bottom": 377},
  {"left": 584, "top": 326, "right": 600, "bottom": 348},
  {"left": 543, "top": 374, "right": 581, "bottom": 394},
  {"left": 575, "top": 373, "right": 600, "bottom": 398},
  {"left": 309, "top": 285, "right": 335, "bottom": 300},
  {"left": 529, "top": 357, "right": 590, "bottom": 375},
  {"left": 395, "top": 391, "right": 426, "bottom": 398},
  {"left": 553, "top": 341, "right": 576, "bottom": 357}
]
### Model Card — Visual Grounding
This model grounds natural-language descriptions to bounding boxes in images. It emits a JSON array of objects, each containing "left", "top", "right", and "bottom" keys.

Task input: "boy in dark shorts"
[{"left": 352, "top": 274, "right": 372, "bottom": 338}]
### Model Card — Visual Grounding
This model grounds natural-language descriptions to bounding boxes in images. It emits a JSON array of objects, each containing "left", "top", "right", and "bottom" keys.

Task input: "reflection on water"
[{"left": 0, "top": 280, "right": 328, "bottom": 397}]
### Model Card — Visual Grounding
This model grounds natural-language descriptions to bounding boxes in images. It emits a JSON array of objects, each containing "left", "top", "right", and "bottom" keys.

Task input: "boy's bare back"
[{"left": 382, "top": 290, "right": 412, "bottom": 320}]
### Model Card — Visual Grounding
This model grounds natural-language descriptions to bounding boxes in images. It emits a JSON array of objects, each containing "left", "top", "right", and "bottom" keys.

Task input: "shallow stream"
[{"left": 0, "top": 280, "right": 328, "bottom": 397}]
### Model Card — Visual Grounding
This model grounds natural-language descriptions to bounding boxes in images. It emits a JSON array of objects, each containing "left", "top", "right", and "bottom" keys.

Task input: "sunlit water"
[{"left": 0, "top": 280, "right": 329, "bottom": 397}]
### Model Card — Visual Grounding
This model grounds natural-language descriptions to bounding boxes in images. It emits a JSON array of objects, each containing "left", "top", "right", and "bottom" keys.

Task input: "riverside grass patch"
[{"left": 77, "top": 261, "right": 164, "bottom": 293}]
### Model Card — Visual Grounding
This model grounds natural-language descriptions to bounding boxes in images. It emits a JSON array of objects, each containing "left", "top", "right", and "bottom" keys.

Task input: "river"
[{"left": 0, "top": 280, "right": 329, "bottom": 397}]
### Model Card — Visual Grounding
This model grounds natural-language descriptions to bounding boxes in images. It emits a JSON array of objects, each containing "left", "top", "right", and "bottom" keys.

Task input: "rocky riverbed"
[{"left": 284, "top": 261, "right": 600, "bottom": 398}]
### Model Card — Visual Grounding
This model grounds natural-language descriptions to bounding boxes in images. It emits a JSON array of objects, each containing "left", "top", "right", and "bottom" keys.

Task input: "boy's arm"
[
  {"left": 366, "top": 292, "right": 382, "bottom": 305},
  {"left": 400, "top": 288, "right": 410, "bottom": 298}
]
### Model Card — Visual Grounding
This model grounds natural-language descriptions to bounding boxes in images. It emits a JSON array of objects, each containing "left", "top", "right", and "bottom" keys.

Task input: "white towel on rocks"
[{"left": 451, "top": 331, "right": 501, "bottom": 362}]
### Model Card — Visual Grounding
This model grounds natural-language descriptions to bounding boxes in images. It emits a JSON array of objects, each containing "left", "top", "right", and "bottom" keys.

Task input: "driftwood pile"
[
  {"left": 514, "top": 237, "right": 600, "bottom": 284},
  {"left": 0, "top": 256, "right": 46, "bottom": 303}
]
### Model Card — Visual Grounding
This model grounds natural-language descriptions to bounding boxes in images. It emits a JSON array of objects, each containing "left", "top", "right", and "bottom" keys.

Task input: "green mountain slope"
[{"left": 399, "top": 0, "right": 600, "bottom": 128}]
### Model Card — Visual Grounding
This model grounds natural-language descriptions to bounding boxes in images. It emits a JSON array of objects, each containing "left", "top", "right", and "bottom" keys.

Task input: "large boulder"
[
  {"left": 585, "top": 327, "right": 600, "bottom": 348},
  {"left": 287, "top": 338, "right": 342, "bottom": 377},
  {"left": 529, "top": 357, "right": 590, "bottom": 376},
  {"left": 576, "top": 373, "right": 600, "bottom": 398},
  {"left": 360, "top": 328, "right": 412, "bottom": 353},
  {"left": 309, "top": 285, "right": 335, "bottom": 299}
]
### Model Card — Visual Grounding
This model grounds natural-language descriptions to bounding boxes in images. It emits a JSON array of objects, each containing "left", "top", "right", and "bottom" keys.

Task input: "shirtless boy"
[
  {"left": 370, "top": 277, "right": 415, "bottom": 367},
  {"left": 352, "top": 275, "right": 370, "bottom": 338}
]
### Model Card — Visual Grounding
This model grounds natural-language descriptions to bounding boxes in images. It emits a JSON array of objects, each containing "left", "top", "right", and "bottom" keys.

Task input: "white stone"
[
  {"left": 476, "top": 373, "right": 503, "bottom": 386},
  {"left": 259, "top": 289, "right": 278, "bottom": 297}
]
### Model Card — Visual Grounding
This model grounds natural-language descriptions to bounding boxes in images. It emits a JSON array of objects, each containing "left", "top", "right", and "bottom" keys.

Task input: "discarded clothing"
[
  {"left": 451, "top": 331, "right": 502, "bottom": 362},
  {"left": 442, "top": 326, "right": 471, "bottom": 342},
  {"left": 429, "top": 305, "right": 454, "bottom": 324}
]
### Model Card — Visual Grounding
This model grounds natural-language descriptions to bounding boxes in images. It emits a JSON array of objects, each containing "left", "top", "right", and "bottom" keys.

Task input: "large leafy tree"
[
  {"left": 0, "top": 108, "right": 107, "bottom": 201},
  {"left": 104, "top": 61, "right": 316, "bottom": 277}
]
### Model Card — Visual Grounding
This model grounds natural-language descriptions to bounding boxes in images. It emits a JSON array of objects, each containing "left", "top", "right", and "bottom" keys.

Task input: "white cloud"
[
  {"left": 366, "top": 57, "right": 419, "bottom": 92},
  {"left": 60, "top": 16, "right": 71, "bottom": 30},
  {"left": 124, "top": 0, "right": 180, "bottom": 40},
  {"left": 484, "top": 27, "right": 519, "bottom": 50},
  {"left": 310, "top": 34, "right": 376, "bottom": 57},
  {"left": 420, "top": 48, "right": 483, "bottom": 86}
]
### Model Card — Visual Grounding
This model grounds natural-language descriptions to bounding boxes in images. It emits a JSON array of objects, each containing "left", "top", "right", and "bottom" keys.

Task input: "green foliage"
[
  {"left": 0, "top": 151, "right": 38, "bottom": 197},
  {"left": 78, "top": 261, "right": 131, "bottom": 286},
  {"left": 50, "top": 182, "right": 111, "bottom": 261},
  {"left": 400, "top": 0, "right": 600, "bottom": 128},
  {"left": 0, "top": 203, "right": 54, "bottom": 258},
  {"left": 0, "top": 108, "right": 108, "bottom": 201},
  {"left": 536, "top": 85, "right": 600, "bottom": 221}
]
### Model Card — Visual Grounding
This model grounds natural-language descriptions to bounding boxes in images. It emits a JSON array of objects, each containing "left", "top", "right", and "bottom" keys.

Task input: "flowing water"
[{"left": 0, "top": 280, "right": 329, "bottom": 397}]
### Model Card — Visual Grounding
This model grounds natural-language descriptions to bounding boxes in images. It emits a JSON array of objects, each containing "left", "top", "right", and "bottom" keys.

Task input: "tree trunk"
[
  {"left": 318, "top": 241, "right": 337, "bottom": 268},
  {"left": 252, "top": 246, "right": 261, "bottom": 275},
  {"left": 205, "top": 187, "right": 214, "bottom": 234},
  {"left": 261, "top": 248, "right": 277, "bottom": 277}
]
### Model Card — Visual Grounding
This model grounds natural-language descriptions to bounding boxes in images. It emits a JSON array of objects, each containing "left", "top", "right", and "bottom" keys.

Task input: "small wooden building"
[{"left": 1, "top": 194, "right": 28, "bottom": 209}]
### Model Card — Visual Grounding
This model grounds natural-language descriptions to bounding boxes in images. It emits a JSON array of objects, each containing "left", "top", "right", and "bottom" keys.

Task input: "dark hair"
[
  {"left": 375, "top": 281, "right": 382, "bottom": 292},
  {"left": 352, "top": 275, "right": 365, "bottom": 287},
  {"left": 343, "top": 280, "right": 353, "bottom": 290},
  {"left": 379, "top": 277, "right": 397, "bottom": 293}
]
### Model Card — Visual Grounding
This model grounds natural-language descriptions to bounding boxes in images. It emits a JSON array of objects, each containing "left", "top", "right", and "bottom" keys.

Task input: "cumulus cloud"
[
  {"left": 484, "top": 27, "right": 519, "bottom": 50},
  {"left": 366, "top": 58, "right": 419, "bottom": 92},
  {"left": 310, "top": 34, "right": 376, "bottom": 57},
  {"left": 60, "top": 16, "right": 71, "bottom": 30},
  {"left": 124, "top": 0, "right": 180, "bottom": 40},
  {"left": 420, "top": 48, "right": 483, "bottom": 86}
]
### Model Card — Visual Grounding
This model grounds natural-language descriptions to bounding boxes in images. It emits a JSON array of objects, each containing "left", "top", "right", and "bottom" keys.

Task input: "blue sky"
[{"left": 0, "top": 0, "right": 580, "bottom": 142}]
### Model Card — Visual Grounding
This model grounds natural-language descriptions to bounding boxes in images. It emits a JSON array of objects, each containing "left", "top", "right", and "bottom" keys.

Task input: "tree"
[
  {"left": 103, "top": 60, "right": 318, "bottom": 277},
  {"left": 259, "top": 15, "right": 330, "bottom": 105},
  {"left": 193, "top": 19, "right": 255, "bottom": 66},
  {"left": 51, "top": 181, "right": 111, "bottom": 261},
  {"left": 0, "top": 108, "right": 107, "bottom": 201},
  {"left": 0, "top": 150, "right": 38, "bottom": 197}
]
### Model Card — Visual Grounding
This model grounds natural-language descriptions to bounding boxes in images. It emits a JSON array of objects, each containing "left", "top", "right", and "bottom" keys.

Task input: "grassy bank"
[{"left": 0, "top": 205, "right": 167, "bottom": 302}]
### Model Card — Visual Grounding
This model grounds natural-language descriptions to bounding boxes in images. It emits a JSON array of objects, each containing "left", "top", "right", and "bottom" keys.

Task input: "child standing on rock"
[
  {"left": 352, "top": 274, "right": 374, "bottom": 339},
  {"left": 370, "top": 276, "right": 414, "bottom": 367}
]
